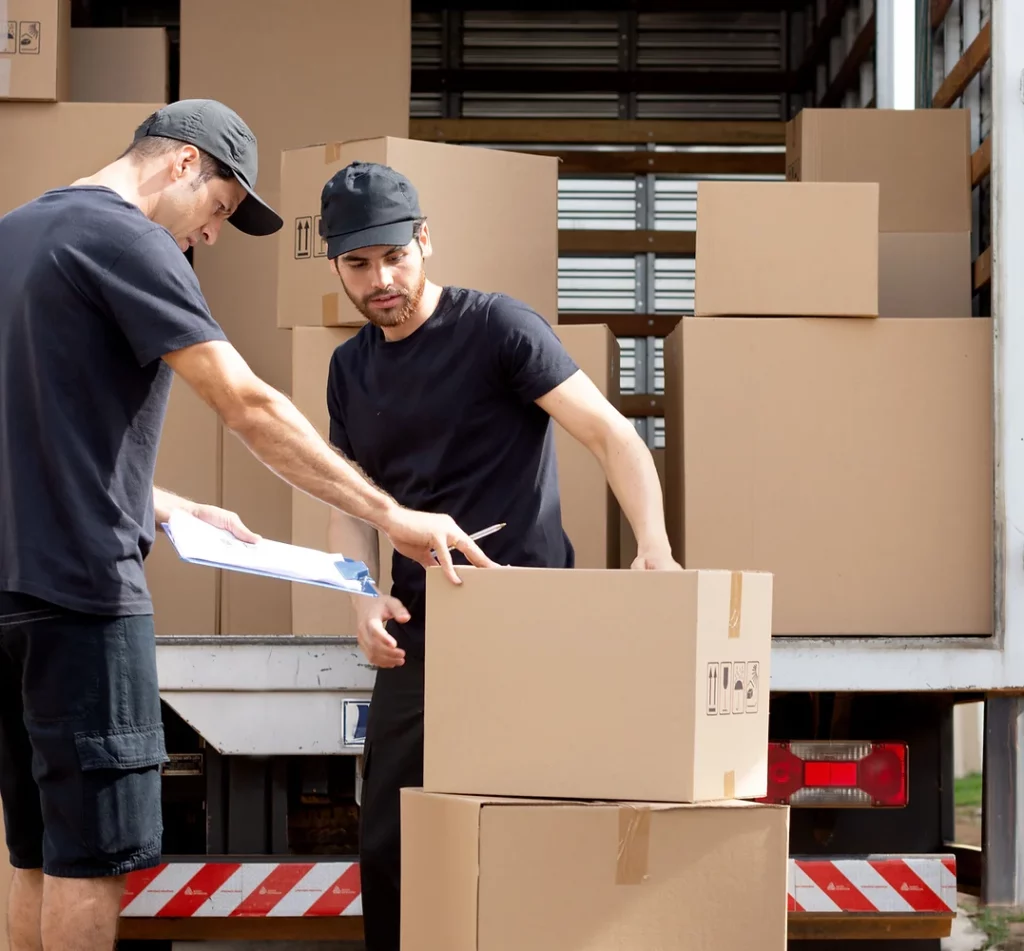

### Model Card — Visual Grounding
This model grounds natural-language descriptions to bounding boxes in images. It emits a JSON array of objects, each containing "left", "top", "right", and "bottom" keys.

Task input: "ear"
[
  {"left": 418, "top": 222, "right": 433, "bottom": 260},
  {"left": 173, "top": 144, "right": 202, "bottom": 182}
]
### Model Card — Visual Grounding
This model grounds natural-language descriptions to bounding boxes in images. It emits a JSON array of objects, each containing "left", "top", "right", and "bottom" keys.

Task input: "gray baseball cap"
[{"left": 132, "top": 99, "right": 283, "bottom": 237}]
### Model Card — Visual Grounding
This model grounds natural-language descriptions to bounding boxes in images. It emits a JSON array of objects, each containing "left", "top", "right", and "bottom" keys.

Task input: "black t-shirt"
[
  {"left": 327, "top": 286, "right": 580, "bottom": 656},
  {"left": 0, "top": 186, "right": 227, "bottom": 615}
]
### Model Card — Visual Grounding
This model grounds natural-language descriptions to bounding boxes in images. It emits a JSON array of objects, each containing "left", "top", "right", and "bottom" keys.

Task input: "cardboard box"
[
  {"left": 552, "top": 325, "right": 621, "bottom": 568},
  {"left": 424, "top": 567, "right": 772, "bottom": 802},
  {"left": 665, "top": 317, "right": 994, "bottom": 636},
  {"left": 0, "top": 0, "right": 69, "bottom": 101},
  {"left": 180, "top": 0, "right": 410, "bottom": 391},
  {"left": 880, "top": 232, "right": 972, "bottom": 318},
  {"left": 786, "top": 108, "right": 972, "bottom": 233},
  {"left": 278, "top": 138, "right": 558, "bottom": 328},
  {"left": 219, "top": 432, "right": 294, "bottom": 635},
  {"left": 146, "top": 378, "right": 221, "bottom": 636},
  {"left": 0, "top": 102, "right": 163, "bottom": 214},
  {"left": 401, "top": 788, "right": 789, "bottom": 951},
  {"left": 70, "top": 27, "right": 168, "bottom": 103},
  {"left": 289, "top": 327, "right": 393, "bottom": 636},
  {"left": 694, "top": 181, "right": 879, "bottom": 318}
]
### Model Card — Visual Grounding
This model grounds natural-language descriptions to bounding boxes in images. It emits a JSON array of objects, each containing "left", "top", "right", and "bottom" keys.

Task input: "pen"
[{"left": 430, "top": 522, "right": 506, "bottom": 557}]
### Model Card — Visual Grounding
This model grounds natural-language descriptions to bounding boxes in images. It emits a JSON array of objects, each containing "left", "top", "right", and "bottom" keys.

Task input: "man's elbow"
[{"left": 217, "top": 380, "right": 279, "bottom": 436}]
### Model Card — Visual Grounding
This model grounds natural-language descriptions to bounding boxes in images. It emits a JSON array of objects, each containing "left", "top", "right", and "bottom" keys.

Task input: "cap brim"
[
  {"left": 228, "top": 177, "right": 284, "bottom": 237},
  {"left": 326, "top": 220, "right": 417, "bottom": 259}
]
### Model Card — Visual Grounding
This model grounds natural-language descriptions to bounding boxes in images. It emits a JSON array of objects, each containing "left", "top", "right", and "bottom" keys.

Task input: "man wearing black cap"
[
  {"left": 0, "top": 102, "right": 492, "bottom": 951},
  {"left": 318, "top": 161, "right": 680, "bottom": 950}
]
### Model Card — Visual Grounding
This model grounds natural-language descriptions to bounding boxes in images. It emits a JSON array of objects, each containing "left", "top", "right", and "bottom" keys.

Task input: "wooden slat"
[
  {"left": 409, "top": 118, "right": 786, "bottom": 147},
  {"left": 972, "top": 135, "right": 992, "bottom": 186},
  {"left": 559, "top": 230, "right": 696, "bottom": 255},
  {"left": 548, "top": 149, "right": 785, "bottom": 177},
  {"left": 620, "top": 393, "right": 664, "bottom": 417},
  {"left": 974, "top": 245, "right": 992, "bottom": 290},
  {"left": 558, "top": 312, "right": 683, "bottom": 337},
  {"left": 933, "top": 20, "right": 991, "bottom": 108},
  {"left": 820, "top": 13, "right": 876, "bottom": 107},
  {"left": 931, "top": 0, "right": 955, "bottom": 30}
]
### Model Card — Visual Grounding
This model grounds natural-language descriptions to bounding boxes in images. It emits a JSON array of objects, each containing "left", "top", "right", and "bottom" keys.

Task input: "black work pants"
[{"left": 359, "top": 658, "right": 424, "bottom": 951}]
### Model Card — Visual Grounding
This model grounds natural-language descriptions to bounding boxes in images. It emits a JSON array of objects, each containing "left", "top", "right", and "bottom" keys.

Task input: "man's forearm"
[
  {"left": 227, "top": 389, "right": 398, "bottom": 532},
  {"left": 598, "top": 421, "right": 673, "bottom": 556}
]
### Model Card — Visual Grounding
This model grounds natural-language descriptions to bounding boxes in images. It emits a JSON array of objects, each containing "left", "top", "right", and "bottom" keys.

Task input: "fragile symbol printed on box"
[
  {"left": 313, "top": 215, "right": 327, "bottom": 257},
  {"left": 18, "top": 21, "right": 40, "bottom": 54},
  {"left": 294, "top": 216, "right": 312, "bottom": 259},
  {"left": 3, "top": 22, "right": 15, "bottom": 53},
  {"left": 706, "top": 661, "right": 760, "bottom": 716}
]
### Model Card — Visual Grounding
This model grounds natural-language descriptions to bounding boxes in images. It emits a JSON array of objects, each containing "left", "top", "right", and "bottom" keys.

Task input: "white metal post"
[{"left": 876, "top": 0, "right": 918, "bottom": 108}]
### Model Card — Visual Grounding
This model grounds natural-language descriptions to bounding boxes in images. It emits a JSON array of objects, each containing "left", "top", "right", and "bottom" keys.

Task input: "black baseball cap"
[
  {"left": 132, "top": 99, "right": 283, "bottom": 237},
  {"left": 319, "top": 162, "right": 422, "bottom": 259}
]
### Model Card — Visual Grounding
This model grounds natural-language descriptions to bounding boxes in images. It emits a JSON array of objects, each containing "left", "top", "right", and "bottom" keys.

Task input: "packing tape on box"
[
  {"left": 723, "top": 770, "right": 736, "bottom": 799},
  {"left": 616, "top": 805, "right": 651, "bottom": 885},
  {"left": 728, "top": 571, "right": 742, "bottom": 638},
  {"left": 322, "top": 292, "right": 340, "bottom": 324},
  {"left": 324, "top": 142, "right": 344, "bottom": 163}
]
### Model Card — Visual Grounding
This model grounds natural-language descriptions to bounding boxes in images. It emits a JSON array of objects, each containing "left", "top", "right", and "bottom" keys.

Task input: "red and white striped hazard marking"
[
  {"left": 121, "top": 855, "right": 956, "bottom": 918},
  {"left": 121, "top": 862, "right": 361, "bottom": 918},
  {"left": 788, "top": 856, "right": 957, "bottom": 914}
]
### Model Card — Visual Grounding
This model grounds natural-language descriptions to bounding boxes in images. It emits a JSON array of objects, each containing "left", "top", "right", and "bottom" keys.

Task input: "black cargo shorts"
[{"left": 0, "top": 591, "right": 168, "bottom": 878}]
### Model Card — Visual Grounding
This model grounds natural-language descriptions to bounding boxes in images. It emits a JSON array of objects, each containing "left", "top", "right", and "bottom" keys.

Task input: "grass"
[
  {"left": 957, "top": 771, "right": 984, "bottom": 809},
  {"left": 971, "top": 905, "right": 1024, "bottom": 949}
]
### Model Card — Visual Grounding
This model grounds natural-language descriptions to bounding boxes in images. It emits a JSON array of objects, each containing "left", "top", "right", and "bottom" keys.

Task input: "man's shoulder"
[{"left": 329, "top": 323, "right": 377, "bottom": 371}]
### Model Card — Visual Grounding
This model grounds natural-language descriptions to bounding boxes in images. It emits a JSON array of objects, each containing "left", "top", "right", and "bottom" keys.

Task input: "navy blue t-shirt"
[
  {"left": 327, "top": 286, "right": 580, "bottom": 657},
  {"left": 0, "top": 186, "right": 227, "bottom": 615}
]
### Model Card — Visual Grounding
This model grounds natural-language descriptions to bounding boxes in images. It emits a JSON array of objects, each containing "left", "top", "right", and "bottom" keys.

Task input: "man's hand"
[
  {"left": 381, "top": 508, "right": 498, "bottom": 584},
  {"left": 631, "top": 547, "right": 683, "bottom": 571},
  {"left": 191, "top": 503, "right": 261, "bottom": 544},
  {"left": 355, "top": 594, "right": 410, "bottom": 668}
]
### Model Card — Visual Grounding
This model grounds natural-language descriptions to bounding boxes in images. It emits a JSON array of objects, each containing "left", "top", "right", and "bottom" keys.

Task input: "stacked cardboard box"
[
  {"left": 400, "top": 566, "right": 789, "bottom": 950},
  {"left": 787, "top": 108, "right": 973, "bottom": 317},
  {"left": 665, "top": 108, "right": 993, "bottom": 636}
]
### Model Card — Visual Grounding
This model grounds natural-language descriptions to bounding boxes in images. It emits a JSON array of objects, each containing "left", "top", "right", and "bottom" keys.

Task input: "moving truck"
[{"left": 0, "top": 3, "right": 1015, "bottom": 951}]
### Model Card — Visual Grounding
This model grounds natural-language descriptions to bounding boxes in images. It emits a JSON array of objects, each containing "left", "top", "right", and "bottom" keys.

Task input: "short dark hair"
[
  {"left": 412, "top": 217, "right": 427, "bottom": 242},
  {"left": 120, "top": 133, "right": 234, "bottom": 185}
]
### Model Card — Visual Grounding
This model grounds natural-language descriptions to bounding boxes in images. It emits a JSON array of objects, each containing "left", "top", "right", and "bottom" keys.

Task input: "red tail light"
[{"left": 759, "top": 741, "right": 908, "bottom": 807}]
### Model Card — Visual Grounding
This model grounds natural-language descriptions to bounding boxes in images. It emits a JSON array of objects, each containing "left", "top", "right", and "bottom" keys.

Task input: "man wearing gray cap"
[
  {"left": 319, "top": 161, "right": 680, "bottom": 951},
  {"left": 0, "top": 100, "right": 491, "bottom": 951}
]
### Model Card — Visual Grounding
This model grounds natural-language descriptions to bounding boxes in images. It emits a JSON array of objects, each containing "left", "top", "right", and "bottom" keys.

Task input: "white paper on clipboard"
[{"left": 162, "top": 509, "right": 378, "bottom": 597}]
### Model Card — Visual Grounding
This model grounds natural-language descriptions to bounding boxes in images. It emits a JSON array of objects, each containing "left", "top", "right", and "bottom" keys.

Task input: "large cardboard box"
[
  {"left": 552, "top": 325, "right": 620, "bottom": 568},
  {"left": 180, "top": 0, "right": 410, "bottom": 634},
  {"left": 424, "top": 567, "right": 772, "bottom": 802},
  {"left": 219, "top": 432, "right": 294, "bottom": 636},
  {"left": 180, "top": 0, "right": 410, "bottom": 392},
  {"left": 401, "top": 788, "right": 789, "bottom": 951},
  {"left": 278, "top": 138, "right": 558, "bottom": 328},
  {"left": 0, "top": 102, "right": 163, "bottom": 213},
  {"left": 786, "top": 108, "right": 972, "bottom": 233},
  {"left": 694, "top": 181, "right": 879, "bottom": 318},
  {"left": 879, "top": 232, "right": 972, "bottom": 318},
  {"left": 0, "top": 0, "right": 69, "bottom": 101},
  {"left": 146, "top": 379, "right": 221, "bottom": 636},
  {"left": 664, "top": 317, "right": 993, "bottom": 636},
  {"left": 289, "top": 327, "right": 393, "bottom": 636},
  {"left": 70, "top": 27, "right": 168, "bottom": 103}
]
